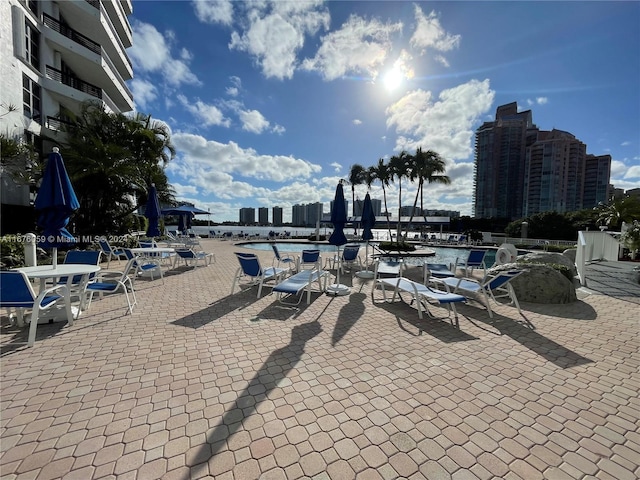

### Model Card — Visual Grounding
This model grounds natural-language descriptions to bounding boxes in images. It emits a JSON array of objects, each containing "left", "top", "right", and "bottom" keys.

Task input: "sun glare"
[{"left": 383, "top": 68, "right": 404, "bottom": 92}]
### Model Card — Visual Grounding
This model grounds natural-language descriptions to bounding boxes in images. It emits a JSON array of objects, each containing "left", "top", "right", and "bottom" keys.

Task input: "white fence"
[{"left": 575, "top": 230, "right": 622, "bottom": 286}]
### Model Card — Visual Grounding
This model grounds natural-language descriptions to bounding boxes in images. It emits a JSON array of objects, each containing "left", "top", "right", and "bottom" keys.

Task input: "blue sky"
[{"left": 127, "top": 0, "right": 640, "bottom": 223}]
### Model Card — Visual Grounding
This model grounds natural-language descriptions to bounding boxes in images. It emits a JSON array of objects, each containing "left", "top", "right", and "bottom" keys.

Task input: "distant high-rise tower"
[
  {"left": 239, "top": 208, "right": 255, "bottom": 225},
  {"left": 474, "top": 102, "right": 536, "bottom": 220},
  {"left": 272, "top": 206, "right": 283, "bottom": 226},
  {"left": 258, "top": 207, "right": 269, "bottom": 225},
  {"left": 474, "top": 102, "right": 610, "bottom": 220}
]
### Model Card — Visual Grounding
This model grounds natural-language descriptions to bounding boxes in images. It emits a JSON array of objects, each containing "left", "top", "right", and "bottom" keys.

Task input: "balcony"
[
  {"left": 43, "top": 13, "right": 100, "bottom": 55},
  {"left": 42, "top": 15, "right": 133, "bottom": 112},
  {"left": 45, "top": 65, "right": 102, "bottom": 100}
]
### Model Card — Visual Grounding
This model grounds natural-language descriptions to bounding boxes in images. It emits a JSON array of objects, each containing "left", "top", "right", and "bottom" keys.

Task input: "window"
[
  {"left": 27, "top": 0, "right": 38, "bottom": 16},
  {"left": 23, "top": 74, "right": 41, "bottom": 123},
  {"left": 25, "top": 20, "right": 40, "bottom": 70}
]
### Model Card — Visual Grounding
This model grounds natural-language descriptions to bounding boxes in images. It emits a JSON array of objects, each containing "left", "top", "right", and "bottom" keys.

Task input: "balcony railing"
[
  {"left": 46, "top": 116, "right": 74, "bottom": 131},
  {"left": 46, "top": 65, "right": 102, "bottom": 100},
  {"left": 43, "top": 13, "right": 101, "bottom": 55}
]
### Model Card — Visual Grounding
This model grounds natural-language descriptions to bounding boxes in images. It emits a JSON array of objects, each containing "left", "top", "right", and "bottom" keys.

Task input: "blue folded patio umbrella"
[
  {"left": 144, "top": 184, "right": 161, "bottom": 238},
  {"left": 34, "top": 147, "right": 80, "bottom": 267},
  {"left": 327, "top": 181, "right": 350, "bottom": 295},
  {"left": 356, "top": 193, "right": 376, "bottom": 277}
]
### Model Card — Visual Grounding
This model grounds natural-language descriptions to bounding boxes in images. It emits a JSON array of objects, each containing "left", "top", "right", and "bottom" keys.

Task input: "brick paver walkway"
[{"left": 1, "top": 239, "right": 639, "bottom": 479}]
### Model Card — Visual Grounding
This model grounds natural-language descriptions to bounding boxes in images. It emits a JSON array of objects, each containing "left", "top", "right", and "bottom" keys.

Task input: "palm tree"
[
  {"left": 62, "top": 101, "right": 176, "bottom": 234},
  {"left": 406, "top": 148, "right": 451, "bottom": 229},
  {"left": 348, "top": 163, "right": 367, "bottom": 234},
  {"left": 389, "top": 151, "right": 411, "bottom": 239},
  {"left": 368, "top": 158, "right": 394, "bottom": 240},
  {"left": 597, "top": 196, "right": 640, "bottom": 230}
]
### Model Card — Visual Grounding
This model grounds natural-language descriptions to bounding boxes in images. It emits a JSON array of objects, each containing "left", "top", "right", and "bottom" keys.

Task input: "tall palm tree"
[
  {"left": 62, "top": 101, "right": 176, "bottom": 234},
  {"left": 368, "top": 158, "right": 394, "bottom": 240},
  {"left": 407, "top": 148, "right": 451, "bottom": 230},
  {"left": 348, "top": 163, "right": 367, "bottom": 234},
  {"left": 597, "top": 196, "right": 640, "bottom": 230},
  {"left": 389, "top": 151, "right": 411, "bottom": 239}
]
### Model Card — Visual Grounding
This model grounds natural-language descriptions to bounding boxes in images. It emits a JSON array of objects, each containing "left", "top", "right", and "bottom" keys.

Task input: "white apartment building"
[{"left": 1, "top": 0, "right": 134, "bottom": 209}]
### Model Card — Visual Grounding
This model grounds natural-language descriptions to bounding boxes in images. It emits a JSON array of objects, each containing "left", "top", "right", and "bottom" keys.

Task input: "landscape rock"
[
  {"left": 489, "top": 263, "right": 577, "bottom": 304},
  {"left": 518, "top": 251, "right": 576, "bottom": 275},
  {"left": 563, "top": 248, "right": 577, "bottom": 264}
]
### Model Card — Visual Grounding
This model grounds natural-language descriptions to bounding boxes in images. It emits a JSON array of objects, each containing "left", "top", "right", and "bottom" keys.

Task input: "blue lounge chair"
[
  {"left": 298, "top": 249, "right": 321, "bottom": 271},
  {"left": 231, "top": 252, "right": 288, "bottom": 298},
  {"left": 85, "top": 258, "right": 137, "bottom": 314},
  {"left": 98, "top": 238, "right": 127, "bottom": 267},
  {"left": 123, "top": 248, "right": 164, "bottom": 283},
  {"left": 435, "top": 270, "right": 524, "bottom": 318},
  {"left": 0, "top": 271, "right": 73, "bottom": 347},
  {"left": 326, "top": 244, "right": 362, "bottom": 275},
  {"left": 271, "top": 244, "right": 296, "bottom": 272},
  {"left": 453, "top": 249, "right": 488, "bottom": 278},
  {"left": 174, "top": 248, "right": 215, "bottom": 267}
]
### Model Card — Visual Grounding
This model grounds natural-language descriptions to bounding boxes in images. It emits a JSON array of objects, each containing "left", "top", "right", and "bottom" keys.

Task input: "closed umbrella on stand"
[
  {"left": 34, "top": 147, "right": 79, "bottom": 267},
  {"left": 326, "top": 181, "right": 350, "bottom": 296},
  {"left": 356, "top": 192, "right": 376, "bottom": 279},
  {"left": 144, "top": 184, "right": 161, "bottom": 239}
]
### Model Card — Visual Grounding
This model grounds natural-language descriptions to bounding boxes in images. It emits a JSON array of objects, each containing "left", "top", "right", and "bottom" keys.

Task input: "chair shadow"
[
  {"left": 517, "top": 300, "right": 598, "bottom": 320},
  {"left": 372, "top": 298, "right": 479, "bottom": 343},
  {"left": 188, "top": 320, "right": 324, "bottom": 476},
  {"left": 463, "top": 306, "right": 593, "bottom": 368}
]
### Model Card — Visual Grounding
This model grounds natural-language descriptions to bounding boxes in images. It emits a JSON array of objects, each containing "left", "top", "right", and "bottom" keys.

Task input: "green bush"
[
  {"left": 0, "top": 235, "right": 26, "bottom": 268},
  {"left": 377, "top": 241, "right": 416, "bottom": 252}
]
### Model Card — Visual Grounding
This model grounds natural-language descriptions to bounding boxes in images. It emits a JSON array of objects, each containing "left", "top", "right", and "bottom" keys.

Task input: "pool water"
[{"left": 238, "top": 242, "right": 497, "bottom": 268}]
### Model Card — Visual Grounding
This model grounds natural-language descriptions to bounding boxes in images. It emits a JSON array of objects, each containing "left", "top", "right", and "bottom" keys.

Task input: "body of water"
[{"left": 168, "top": 225, "right": 462, "bottom": 243}]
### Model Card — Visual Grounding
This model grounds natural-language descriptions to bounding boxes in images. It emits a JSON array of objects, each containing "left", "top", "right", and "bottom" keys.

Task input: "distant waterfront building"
[
  {"left": 0, "top": 0, "right": 134, "bottom": 231},
  {"left": 399, "top": 206, "right": 421, "bottom": 217},
  {"left": 239, "top": 207, "right": 255, "bottom": 225},
  {"left": 353, "top": 197, "right": 382, "bottom": 217},
  {"left": 291, "top": 204, "right": 306, "bottom": 227},
  {"left": 258, "top": 207, "right": 269, "bottom": 225},
  {"left": 306, "top": 202, "right": 323, "bottom": 228},
  {"left": 423, "top": 209, "right": 460, "bottom": 219},
  {"left": 272, "top": 206, "right": 283, "bottom": 226},
  {"left": 474, "top": 102, "right": 611, "bottom": 220}
]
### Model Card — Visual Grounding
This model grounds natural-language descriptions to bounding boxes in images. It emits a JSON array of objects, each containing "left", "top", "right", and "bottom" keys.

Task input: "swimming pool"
[{"left": 237, "top": 242, "right": 497, "bottom": 267}]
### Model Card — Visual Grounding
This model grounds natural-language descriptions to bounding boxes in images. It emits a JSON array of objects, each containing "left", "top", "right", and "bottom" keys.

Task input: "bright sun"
[{"left": 382, "top": 69, "right": 404, "bottom": 92}]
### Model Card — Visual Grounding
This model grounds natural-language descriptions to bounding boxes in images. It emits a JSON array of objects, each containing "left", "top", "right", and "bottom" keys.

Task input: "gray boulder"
[
  {"left": 519, "top": 251, "right": 576, "bottom": 275},
  {"left": 563, "top": 248, "right": 577, "bottom": 264},
  {"left": 490, "top": 263, "right": 577, "bottom": 304}
]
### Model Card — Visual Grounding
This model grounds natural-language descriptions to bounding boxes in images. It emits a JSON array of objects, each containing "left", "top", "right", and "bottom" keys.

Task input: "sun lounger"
[
  {"left": 375, "top": 277, "right": 466, "bottom": 326},
  {"left": 272, "top": 269, "right": 329, "bottom": 305}
]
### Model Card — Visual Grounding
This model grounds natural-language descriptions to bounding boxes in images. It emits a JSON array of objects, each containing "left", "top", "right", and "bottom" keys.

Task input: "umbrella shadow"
[
  {"left": 463, "top": 307, "right": 593, "bottom": 368},
  {"left": 331, "top": 292, "right": 366, "bottom": 346},
  {"left": 189, "top": 319, "right": 323, "bottom": 476}
]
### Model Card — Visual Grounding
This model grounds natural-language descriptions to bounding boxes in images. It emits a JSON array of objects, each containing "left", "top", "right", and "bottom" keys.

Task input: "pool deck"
[{"left": 1, "top": 239, "right": 639, "bottom": 480}]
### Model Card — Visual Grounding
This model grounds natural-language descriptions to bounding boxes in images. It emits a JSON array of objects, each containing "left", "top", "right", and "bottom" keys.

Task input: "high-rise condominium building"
[
  {"left": 474, "top": 102, "right": 611, "bottom": 220},
  {"left": 272, "top": 206, "right": 283, "bottom": 226},
  {"left": 258, "top": 207, "right": 269, "bottom": 225},
  {"left": 239, "top": 207, "right": 255, "bottom": 225},
  {"left": 0, "top": 0, "right": 134, "bottom": 208}
]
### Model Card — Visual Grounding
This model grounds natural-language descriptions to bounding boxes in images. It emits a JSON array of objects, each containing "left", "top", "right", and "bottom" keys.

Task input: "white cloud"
[
  {"left": 302, "top": 15, "right": 402, "bottom": 81},
  {"left": 177, "top": 95, "right": 231, "bottom": 127},
  {"left": 621, "top": 141, "right": 631, "bottom": 146},
  {"left": 238, "top": 109, "right": 270, "bottom": 134},
  {"left": 527, "top": 97, "right": 549, "bottom": 106},
  {"left": 385, "top": 79, "right": 495, "bottom": 161},
  {"left": 610, "top": 160, "right": 627, "bottom": 178},
  {"left": 623, "top": 165, "right": 640, "bottom": 179},
  {"left": 330, "top": 162, "right": 341, "bottom": 172},
  {"left": 353, "top": 119, "right": 362, "bottom": 125},
  {"left": 410, "top": 6, "right": 461, "bottom": 60},
  {"left": 172, "top": 183, "right": 199, "bottom": 196},
  {"left": 129, "top": 78, "right": 157, "bottom": 110},
  {"left": 226, "top": 87, "right": 239, "bottom": 96},
  {"left": 192, "top": 0, "right": 234, "bottom": 26},
  {"left": 168, "top": 133, "right": 323, "bottom": 201},
  {"left": 129, "top": 21, "right": 201, "bottom": 87},
  {"left": 229, "top": 1, "right": 330, "bottom": 80}
]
